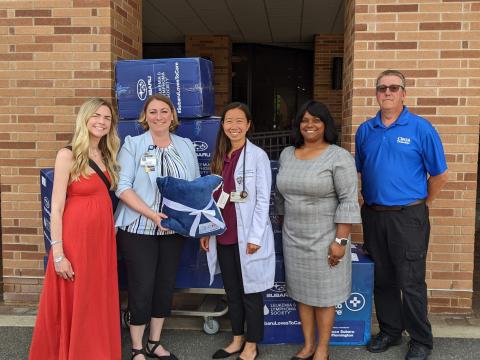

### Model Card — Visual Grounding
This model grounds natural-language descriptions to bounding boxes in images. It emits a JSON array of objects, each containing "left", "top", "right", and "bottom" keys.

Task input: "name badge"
[
  {"left": 230, "top": 191, "right": 246, "bottom": 203},
  {"left": 140, "top": 152, "right": 156, "bottom": 172},
  {"left": 217, "top": 190, "right": 229, "bottom": 209}
]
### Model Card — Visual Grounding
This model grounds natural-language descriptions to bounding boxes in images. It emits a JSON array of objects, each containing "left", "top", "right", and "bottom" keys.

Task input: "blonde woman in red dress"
[{"left": 29, "top": 98, "right": 121, "bottom": 360}]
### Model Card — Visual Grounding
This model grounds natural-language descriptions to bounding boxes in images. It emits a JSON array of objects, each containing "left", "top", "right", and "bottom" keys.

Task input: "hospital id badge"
[
  {"left": 216, "top": 190, "right": 229, "bottom": 209},
  {"left": 140, "top": 152, "right": 156, "bottom": 172},
  {"left": 230, "top": 191, "right": 246, "bottom": 203}
]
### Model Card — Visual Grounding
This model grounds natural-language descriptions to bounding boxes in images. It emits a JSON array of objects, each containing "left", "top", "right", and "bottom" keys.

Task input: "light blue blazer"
[
  {"left": 114, "top": 130, "right": 200, "bottom": 228},
  {"left": 206, "top": 140, "right": 276, "bottom": 294}
]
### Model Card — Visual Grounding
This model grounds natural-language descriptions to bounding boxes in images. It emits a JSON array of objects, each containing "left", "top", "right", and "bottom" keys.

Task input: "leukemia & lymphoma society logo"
[
  {"left": 193, "top": 141, "right": 208, "bottom": 152},
  {"left": 344, "top": 292, "right": 366, "bottom": 312},
  {"left": 137, "top": 79, "right": 147, "bottom": 100}
]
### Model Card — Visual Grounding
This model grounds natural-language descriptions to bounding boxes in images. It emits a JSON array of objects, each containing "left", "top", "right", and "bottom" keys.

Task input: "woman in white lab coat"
[{"left": 200, "top": 102, "right": 275, "bottom": 360}]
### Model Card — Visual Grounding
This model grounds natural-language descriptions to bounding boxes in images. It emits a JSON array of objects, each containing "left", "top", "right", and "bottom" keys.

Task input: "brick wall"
[
  {"left": 344, "top": 0, "right": 480, "bottom": 313},
  {"left": 185, "top": 35, "right": 232, "bottom": 115},
  {"left": 0, "top": 0, "right": 141, "bottom": 303},
  {"left": 313, "top": 34, "right": 344, "bottom": 129}
]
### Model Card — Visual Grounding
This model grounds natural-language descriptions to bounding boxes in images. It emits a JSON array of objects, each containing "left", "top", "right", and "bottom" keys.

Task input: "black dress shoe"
[
  {"left": 405, "top": 341, "right": 432, "bottom": 360},
  {"left": 212, "top": 347, "right": 243, "bottom": 359},
  {"left": 367, "top": 332, "right": 402, "bottom": 353}
]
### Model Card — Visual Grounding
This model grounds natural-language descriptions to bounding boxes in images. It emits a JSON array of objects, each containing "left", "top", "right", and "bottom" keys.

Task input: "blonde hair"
[
  {"left": 70, "top": 98, "right": 120, "bottom": 189},
  {"left": 138, "top": 94, "right": 180, "bottom": 132}
]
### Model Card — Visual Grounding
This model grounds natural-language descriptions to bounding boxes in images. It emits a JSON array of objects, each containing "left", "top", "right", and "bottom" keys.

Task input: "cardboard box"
[
  {"left": 115, "top": 57, "right": 215, "bottom": 120},
  {"left": 40, "top": 169, "right": 54, "bottom": 255},
  {"left": 175, "top": 117, "right": 221, "bottom": 176},
  {"left": 117, "top": 120, "right": 145, "bottom": 145},
  {"left": 262, "top": 246, "right": 374, "bottom": 345}
]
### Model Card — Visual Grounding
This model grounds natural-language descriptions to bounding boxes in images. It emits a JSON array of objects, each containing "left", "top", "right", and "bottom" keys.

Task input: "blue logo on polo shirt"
[{"left": 397, "top": 136, "right": 411, "bottom": 145}]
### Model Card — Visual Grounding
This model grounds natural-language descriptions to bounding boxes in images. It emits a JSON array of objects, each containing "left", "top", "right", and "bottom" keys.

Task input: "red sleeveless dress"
[{"left": 29, "top": 173, "right": 121, "bottom": 360}]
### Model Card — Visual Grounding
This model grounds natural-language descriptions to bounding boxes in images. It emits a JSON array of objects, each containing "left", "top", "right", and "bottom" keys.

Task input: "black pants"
[
  {"left": 217, "top": 243, "right": 264, "bottom": 342},
  {"left": 117, "top": 229, "right": 185, "bottom": 325},
  {"left": 362, "top": 203, "right": 433, "bottom": 349}
]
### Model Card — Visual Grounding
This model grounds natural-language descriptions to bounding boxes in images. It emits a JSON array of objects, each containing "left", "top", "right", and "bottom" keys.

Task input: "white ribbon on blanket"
[{"left": 162, "top": 197, "right": 225, "bottom": 237}]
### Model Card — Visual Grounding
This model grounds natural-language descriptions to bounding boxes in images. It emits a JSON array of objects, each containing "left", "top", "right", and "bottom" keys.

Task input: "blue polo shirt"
[{"left": 355, "top": 107, "right": 447, "bottom": 206}]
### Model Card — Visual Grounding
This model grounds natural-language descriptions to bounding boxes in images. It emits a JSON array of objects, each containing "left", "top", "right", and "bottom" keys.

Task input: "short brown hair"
[
  {"left": 138, "top": 94, "right": 180, "bottom": 131},
  {"left": 376, "top": 70, "right": 406, "bottom": 88}
]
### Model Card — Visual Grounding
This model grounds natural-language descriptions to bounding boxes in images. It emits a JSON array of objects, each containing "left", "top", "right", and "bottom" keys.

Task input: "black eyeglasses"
[{"left": 376, "top": 84, "right": 404, "bottom": 93}]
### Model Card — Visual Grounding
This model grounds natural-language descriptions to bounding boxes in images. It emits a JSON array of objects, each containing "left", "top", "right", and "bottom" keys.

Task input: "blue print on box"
[
  {"left": 262, "top": 247, "right": 373, "bottom": 345},
  {"left": 175, "top": 117, "right": 221, "bottom": 176},
  {"left": 40, "top": 169, "right": 54, "bottom": 256},
  {"left": 115, "top": 57, "right": 215, "bottom": 120}
]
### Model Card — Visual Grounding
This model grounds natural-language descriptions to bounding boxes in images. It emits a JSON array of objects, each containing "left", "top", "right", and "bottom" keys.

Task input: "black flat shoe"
[
  {"left": 145, "top": 339, "right": 178, "bottom": 360},
  {"left": 212, "top": 344, "right": 245, "bottom": 359}
]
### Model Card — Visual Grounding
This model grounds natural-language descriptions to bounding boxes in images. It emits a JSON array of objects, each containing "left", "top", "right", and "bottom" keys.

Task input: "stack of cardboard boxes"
[{"left": 114, "top": 57, "right": 223, "bottom": 289}]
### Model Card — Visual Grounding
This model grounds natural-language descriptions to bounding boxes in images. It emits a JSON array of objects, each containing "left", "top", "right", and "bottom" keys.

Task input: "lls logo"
[
  {"left": 137, "top": 79, "right": 147, "bottom": 101},
  {"left": 344, "top": 292, "right": 366, "bottom": 312},
  {"left": 193, "top": 141, "right": 208, "bottom": 152},
  {"left": 397, "top": 136, "right": 411, "bottom": 145}
]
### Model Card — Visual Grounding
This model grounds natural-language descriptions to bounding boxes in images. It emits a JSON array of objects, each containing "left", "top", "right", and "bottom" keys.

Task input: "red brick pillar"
[
  {"left": 0, "top": 0, "right": 142, "bottom": 303},
  {"left": 313, "top": 34, "right": 344, "bottom": 129},
  {"left": 185, "top": 35, "right": 232, "bottom": 115},
  {"left": 345, "top": 0, "right": 480, "bottom": 313}
]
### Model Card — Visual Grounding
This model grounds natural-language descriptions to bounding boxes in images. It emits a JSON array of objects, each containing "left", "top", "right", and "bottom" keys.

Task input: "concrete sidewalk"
[
  {"left": 1, "top": 302, "right": 480, "bottom": 338},
  {"left": 1, "top": 302, "right": 480, "bottom": 359}
]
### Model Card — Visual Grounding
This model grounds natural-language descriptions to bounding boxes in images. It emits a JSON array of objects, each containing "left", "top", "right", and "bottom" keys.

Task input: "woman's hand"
[
  {"left": 151, "top": 212, "right": 169, "bottom": 232},
  {"left": 54, "top": 256, "right": 75, "bottom": 281},
  {"left": 328, "top": 241, "right": 346, "bottom": 267},
  {"left": 200, "top": 236, "right": 210, "bottom": 252},
  {"left": 246, "top": 243, "right": 260, "bottom": 255}
]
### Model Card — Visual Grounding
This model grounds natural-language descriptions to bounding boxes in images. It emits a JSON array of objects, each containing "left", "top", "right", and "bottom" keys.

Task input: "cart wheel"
[
  {"left": 203, "top": 318, "right": 220, "bottom": 335},
  {"left": 121, "top": 310, "right": 131, "bottom": 329}
]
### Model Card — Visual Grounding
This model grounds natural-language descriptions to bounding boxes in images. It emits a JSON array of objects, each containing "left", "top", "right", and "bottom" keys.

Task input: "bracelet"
[
  {"left": 50, "top": 240, "right": 63, "bottom": 246},
  {"left": 54, "top": 254, "right": 64, "bottom": 263}
]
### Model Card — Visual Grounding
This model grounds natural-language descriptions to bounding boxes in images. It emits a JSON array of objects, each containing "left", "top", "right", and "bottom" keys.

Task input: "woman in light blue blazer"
[
  {"left": 201, "top": 102, "right": 275, "bottom": 360},
  {"left": 115, "top": 94, "right": 200, "bottom": 360}
]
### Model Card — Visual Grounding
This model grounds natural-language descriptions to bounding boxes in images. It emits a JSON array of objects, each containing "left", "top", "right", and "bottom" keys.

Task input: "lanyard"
[{"left": 240, "top": 141, "right": 248, "bottom": 199}]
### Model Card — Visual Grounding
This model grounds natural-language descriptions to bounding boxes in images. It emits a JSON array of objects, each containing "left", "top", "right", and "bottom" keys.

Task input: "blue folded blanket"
[{"left": 156, "top": 175, "right": 226, "bottom": 238}]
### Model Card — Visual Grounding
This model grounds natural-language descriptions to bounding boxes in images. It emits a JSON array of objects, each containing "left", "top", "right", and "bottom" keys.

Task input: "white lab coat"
[{"left": 206, "top": 140, "right": 275, "bottom": 294}]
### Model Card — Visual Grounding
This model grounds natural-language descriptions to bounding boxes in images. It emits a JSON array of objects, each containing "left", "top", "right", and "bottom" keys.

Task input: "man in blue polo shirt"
[{"left": 355, "top": 70, "right": 448, "bottom": 360}]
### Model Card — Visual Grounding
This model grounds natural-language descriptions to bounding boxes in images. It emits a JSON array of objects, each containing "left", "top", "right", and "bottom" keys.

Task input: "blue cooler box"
[
  {"left": 262, "top": 246, "right": 373, "bottom": 345},
  {"left": 115, "top": 57, "right": 215, "bottom": 120}
]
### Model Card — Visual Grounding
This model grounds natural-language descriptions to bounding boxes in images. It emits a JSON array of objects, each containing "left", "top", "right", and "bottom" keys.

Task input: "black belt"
[{"left": 367, "top": 199, "right": 425, "bottom": 212}]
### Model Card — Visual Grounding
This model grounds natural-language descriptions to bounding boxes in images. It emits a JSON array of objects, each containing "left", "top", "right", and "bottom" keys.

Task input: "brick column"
[
  {"left": 313, "top": 34, "right": 344, "bottom": 129},
  {"left": 0, "top": 0, "right": 142, "bottom": 303},
  {"left": 185, "top": 35, "right": 232, "bottom": 115},
  {"left": 345, "top": 0, "right": 480, "bottom": 313}
]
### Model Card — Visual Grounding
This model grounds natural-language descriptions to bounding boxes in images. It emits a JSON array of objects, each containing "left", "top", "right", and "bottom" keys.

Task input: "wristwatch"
[{"left": 335, "top": 237, "right": 349, "bottom": 246}]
